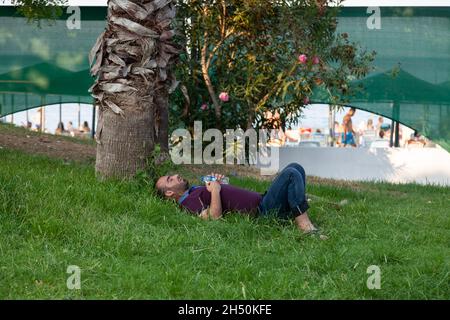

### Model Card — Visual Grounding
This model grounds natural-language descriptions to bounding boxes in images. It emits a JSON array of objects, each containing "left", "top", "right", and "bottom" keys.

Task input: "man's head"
[
  {"left": 349, "top": 107, "right": 356, "bottom": 116},
  {"left": 155, "top": 174, "right": 190, "bottom": 200}
]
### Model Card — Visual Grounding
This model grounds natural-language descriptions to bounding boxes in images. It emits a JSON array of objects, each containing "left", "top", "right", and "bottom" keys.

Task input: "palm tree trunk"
[
  {"left": 155, "top": 89, "right": 169, "bottom": 154},
  {"left": 96, "top": 105, "right": 154, "bottom": 178},
  {"left": 89, "top": 0, "right": 179, "bottom": 179}
]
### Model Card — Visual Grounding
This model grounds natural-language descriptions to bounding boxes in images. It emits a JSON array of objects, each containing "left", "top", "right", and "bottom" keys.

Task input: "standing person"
[
  {"left": 376, "top": 116, "right": 384, "bottom": 136},
  {"left": 341, "top": 107, "right": 357, "bottom": 147}
]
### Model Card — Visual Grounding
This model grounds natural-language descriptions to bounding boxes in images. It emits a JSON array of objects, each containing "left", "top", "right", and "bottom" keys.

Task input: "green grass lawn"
[{"left": 0, "top": 148, "right": 449, "bottom": 299}]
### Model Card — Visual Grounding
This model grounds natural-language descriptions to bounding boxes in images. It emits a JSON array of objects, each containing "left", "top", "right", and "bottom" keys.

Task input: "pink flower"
[
  {"left": 298, "top": 54, "right": 307, "bottom": 64},
  {"left": 303, "top": 96, "right": 310, "bottom": 105},
  {"left": 200, "top": 104, "right": 208, "bottom": 111},
  {"left": 219, "top": 92, "right": 229, "bottom": 102},
  {"left": 312, "top": 56, "right": 320, "bottom": 65}
]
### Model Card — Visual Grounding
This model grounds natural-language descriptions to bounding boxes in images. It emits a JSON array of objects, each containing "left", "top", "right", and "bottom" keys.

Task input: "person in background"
[
  {"left": 366, "top": 118, "right": 374, "bottom": 131},
  {"left": 75, "top": 121, "right": 91, "bottom": 139},
  {"left": 31, "top": 107, "right": 43, "bottom": 131},
  {"left": 376, "top": 117, "right": 384, "bottom": 136},
  {"left": 357, "top": 120, "right": 366, "bottom": 133},
  {"left": 334, "top": 121, "right": 341, "bottom": 146},
  {"left": 382, "top": 123, "right": 391, "bottom": 139},
  {"left": 341, "top": 107, "right": 357, "bottom": 147},
  {"left": 406, "top": 130, "right": 426, "bottom": 147},
  {"left": 401, "top": 125, "right": 414, "bottom": 146},
  {"left": 356, "top": 121, "right": 366, "bottom": 147},
  {"left": 264, "top": 110, "right": 285, "bottom": 146},
  {"left": 55, "top": 122, "right": 68, "bottom": 136},
  {"left": 285, "top": 127, "right": 300, "bottom": 144},
  {"left": 357, "top": 120, "right": 366, "bottom": 146},
  {"left": 22, "top": 121, "right": 32, "bottom": 130},
  {"left": 80, "top": 121, "right": 91, "bottom": 134},
  {"left": 396, "top": 125, "right": 403, "bottom": 145},
  {"left": 67, "top": 121, "right": 75, "bottom": 135}
]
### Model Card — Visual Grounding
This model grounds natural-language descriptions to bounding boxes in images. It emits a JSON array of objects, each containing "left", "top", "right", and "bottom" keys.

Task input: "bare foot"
[{"left": 294, "top": 212, "right": 318, "bottom": 233}]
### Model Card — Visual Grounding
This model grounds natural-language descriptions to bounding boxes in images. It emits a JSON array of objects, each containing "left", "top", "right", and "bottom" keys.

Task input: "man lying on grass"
[{"left": 155, "top": 163, "right": 319, "bottom": 234}]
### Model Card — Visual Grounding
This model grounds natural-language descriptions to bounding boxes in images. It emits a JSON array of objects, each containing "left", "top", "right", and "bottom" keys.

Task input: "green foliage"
[
  {"left": 10, "top": 0, "right": 376, "bottom": 134},
  {"left": 172, "top": 0, "right": 376, "bottom": 131},
  {"left": 12, "top": 0, "right": 67, "bottom": 25},
  {"left": 1, "top": 148, "right": 449, "bottom": 299}
]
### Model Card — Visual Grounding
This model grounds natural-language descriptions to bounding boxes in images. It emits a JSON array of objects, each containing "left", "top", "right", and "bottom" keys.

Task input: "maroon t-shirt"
[{"left": 180, "top": 185, "right": 262, "bottom": 215}]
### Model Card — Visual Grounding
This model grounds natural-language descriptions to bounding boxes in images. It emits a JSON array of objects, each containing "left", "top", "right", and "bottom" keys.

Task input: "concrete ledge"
[{"left": 267, "top": 147, "right": 450, "bottom": 186}]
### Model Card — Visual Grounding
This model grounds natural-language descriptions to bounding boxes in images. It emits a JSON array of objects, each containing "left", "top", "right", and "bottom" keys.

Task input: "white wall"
[{"left": 262, "top": 147, "right": 450, "bottom": 186}]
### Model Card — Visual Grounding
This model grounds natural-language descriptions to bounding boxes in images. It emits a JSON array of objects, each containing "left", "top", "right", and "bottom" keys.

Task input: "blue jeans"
[{"left": 258, "top": 163, "right": 309, "bottom": 219}]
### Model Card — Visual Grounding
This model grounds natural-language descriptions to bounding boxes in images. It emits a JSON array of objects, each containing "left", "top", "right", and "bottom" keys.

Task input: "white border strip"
[{"left": 0, "top": 0, "right": 449, "bottom": 7}]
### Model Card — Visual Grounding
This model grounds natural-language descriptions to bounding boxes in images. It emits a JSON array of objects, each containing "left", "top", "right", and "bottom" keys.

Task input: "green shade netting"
[{"left": 0, "top": 6, "right": 449, "bottom": 145}]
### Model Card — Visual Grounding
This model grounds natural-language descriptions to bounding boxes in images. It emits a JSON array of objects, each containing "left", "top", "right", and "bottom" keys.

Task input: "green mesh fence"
[
  {"left": 334, "top": 7, "right": 450, "bottom": 147},
  {"left": 0, "top": 6, "right": 449, "bottom": 145}
]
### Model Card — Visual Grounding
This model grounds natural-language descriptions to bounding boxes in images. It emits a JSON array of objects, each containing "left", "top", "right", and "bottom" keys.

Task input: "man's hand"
[
  {"left": 206, "top": 180, "right": 221, "bottom": 193},
  {"left": 210, "top": 172, "right": 225, "bottom": 183},
  {"left": 200, "top": 181, "right": 222, "bottom": 220}
]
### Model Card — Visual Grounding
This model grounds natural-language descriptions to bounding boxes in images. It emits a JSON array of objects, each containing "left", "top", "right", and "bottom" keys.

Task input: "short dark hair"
[
  {"left": 154, "top": 179, "right": 166, "bottom": 199},
  {"left": 350, "top": 107, "right": 356, "bottom": 112}
]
